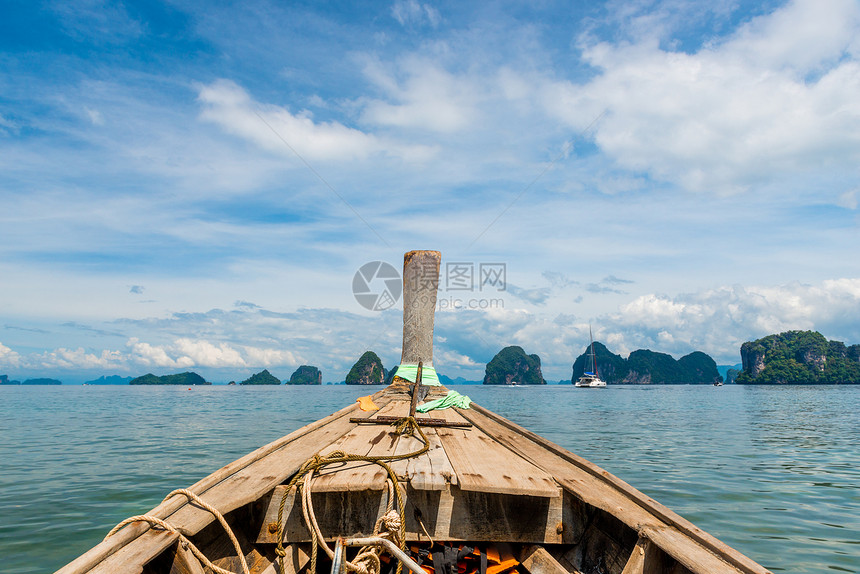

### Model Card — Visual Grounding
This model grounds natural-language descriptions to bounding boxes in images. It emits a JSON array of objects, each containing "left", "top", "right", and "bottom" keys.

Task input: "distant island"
[
  {"left": 737, "top": 330, "right": 860, "bottom": 384},
  {"left": 1, "top": 375, "right": 61, "bottom": 385},
  {"left": 84, "top": 375, "right": 133, "bottom": 385},
  {"left": 130, "top": 372, "right": 210, "bottom": 385},
  {"left": 484, "top": 346, "right": 546, "bottom": 385},
  {"left": 572, "top": 343, "right": 721, "bottom": 384},
  {"left": 288, "top": 365, "right": 322, "bottom": 385},
  {"left": 438, "top": 374, "right": 481, "bottom": 385},
  {"left": 346, "top": 351, "right": 385, "bottom": 385},
  {"left": 240, "top": 369, "right": 281, "bottom": 385},
  {"left": 24, "top": 378, "right": 62, "bottom": 385}
]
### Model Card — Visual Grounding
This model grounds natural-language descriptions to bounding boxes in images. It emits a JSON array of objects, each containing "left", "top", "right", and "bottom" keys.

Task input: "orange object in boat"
[{"left": 356, "top": 395, "right": 380, "bottom": 411}]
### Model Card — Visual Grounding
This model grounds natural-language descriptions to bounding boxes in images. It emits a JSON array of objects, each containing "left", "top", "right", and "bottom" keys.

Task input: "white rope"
[
  {"left": 301, "top": 470, "right": 405, "bottom": 574},
  {"left": 105, "top": 489, "right": 250, "bottom": 574}
]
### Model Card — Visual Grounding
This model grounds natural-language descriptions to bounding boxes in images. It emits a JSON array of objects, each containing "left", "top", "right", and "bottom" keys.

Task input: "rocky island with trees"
[
  {"left": 483, "top": 345, "right": 546, "bottom": 384},
  {"left": 345, "top": 351, "right": 386, "bottom": 385},
  {"left": 288, "top": 365, "right": 322, "bottom": 385},
  {"left": 239, "top": 369, "right": 281, "bottom": 385},
  {"left": 571, "top": 343, "right": 722, "bottom": 384},
  {"left": 1, "top": 375, "right": 62, "bottom": 385},
  {"left": 736, "top": 330, "right": 860, "bottom": 384},
  {"left": 130, "top": 372, "right": 210, "bottom": 385}
]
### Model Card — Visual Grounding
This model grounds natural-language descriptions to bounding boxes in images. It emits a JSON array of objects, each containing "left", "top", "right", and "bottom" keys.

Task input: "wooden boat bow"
[{"left": 56, "top": 251, "right": 773, "bottom": 574}]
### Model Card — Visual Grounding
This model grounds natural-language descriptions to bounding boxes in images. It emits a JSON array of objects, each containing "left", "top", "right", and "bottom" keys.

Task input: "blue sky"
[{"left": 1, "top": 0, "right": 859, "bottom": 383}]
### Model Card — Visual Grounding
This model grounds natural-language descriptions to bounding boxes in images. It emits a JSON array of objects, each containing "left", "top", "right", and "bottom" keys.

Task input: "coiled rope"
[
  {"left": 275, "top": 415, "right": 430, "bottom": 574},
  {"left": 105, "top": 488, "right": 250, "bottom": 574},
  {"left": 102, "top": 415, "right": 429, "bottom": 574}
]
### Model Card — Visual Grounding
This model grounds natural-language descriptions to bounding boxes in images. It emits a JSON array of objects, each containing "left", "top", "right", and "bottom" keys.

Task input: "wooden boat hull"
[{"left": 57, "top": 380, "right": 771, "bottom": 574}]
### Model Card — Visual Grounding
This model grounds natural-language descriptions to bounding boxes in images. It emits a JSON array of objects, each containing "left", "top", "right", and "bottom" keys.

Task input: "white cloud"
[
  {"left": 50, "top": 0, "right": 143, "bottom": 44},
  {"left": 721, "top": 0, "right": 860, "bottom": 72},
  {"left": 242, "top": 346, "right": 299, "bottom": 368},
  {"left": 360, "top": 58, "right": 479, "bottom": 133},
  {"left": 34, "top": 347, "right": 123, "bottom": 370},
  {"left": 0, "top": 342, "right": 21, "bottom": 368},
  {"left": 127, "top": 337, "right": 185, "bottom": 368},
  {"left": 3, "top": 335, "right": 303, "bottom": 373},
  {"left": 84, "top": 107, "right": 104, "bottom": 126},
  {"left": 606, "top": 278, "right": 860, "bottom": 360},
  {"left": 542, "top": 0, "right": 860, "bottom": 193},
  {"left": 391, "top": 0, "right": 441, "bottom": 28},
  {"left": 173, "top": 338, "right": 247, "bottom": 368},
  {"left": 0, "top": 113, "right": 18, "bottom": 136},
  {"left": 435, "top": 348, "right": 480, "bottom": 368},
  {"left": 837, "top": 188, "right": 859, "bottom": 209},
  {"left": 197, "top": 79, "right": 433, "bottom": 162}
]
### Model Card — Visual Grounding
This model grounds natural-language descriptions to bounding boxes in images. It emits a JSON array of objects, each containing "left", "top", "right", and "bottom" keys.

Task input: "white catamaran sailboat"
[{"left": 575, "top": 327, "right": 607, "bottom": 388}]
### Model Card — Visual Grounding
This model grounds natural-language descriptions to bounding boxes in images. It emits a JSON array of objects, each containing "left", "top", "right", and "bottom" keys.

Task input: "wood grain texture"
[
  {"left": 520, "top": 545, "right": 578, "bottom": 574},
  {"left": 436, "top": 423, "right": 560, "bottom": 498},
  {"left": 459, "top": 404, "right": 772, "bottom": 574}
]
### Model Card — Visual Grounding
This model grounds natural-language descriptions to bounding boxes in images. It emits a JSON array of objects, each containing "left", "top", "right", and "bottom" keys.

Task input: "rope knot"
[
  {"left": 380, "top": 509, "right": 402, "bottom": 533},
  {"left": 350, "top": 551, "right": 381, "bottom": 574},
  {"left": 393, "top": 416, "right": 417, "bottom": 436}
]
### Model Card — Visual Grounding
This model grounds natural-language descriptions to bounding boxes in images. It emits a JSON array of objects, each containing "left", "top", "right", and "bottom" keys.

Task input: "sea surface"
[{"left": 1, "top": 384, "right": 858, "bottom": 574}]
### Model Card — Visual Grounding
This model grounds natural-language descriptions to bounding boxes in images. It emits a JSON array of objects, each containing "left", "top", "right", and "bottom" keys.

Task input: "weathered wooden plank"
[
  {"left": 257, "top": 545, "right": 309, "bottom": 574},
  {"left": 59, "top": 392, "right": 394, "bottom": 574},
  {"left": 436, "top": 423, "right": 560, "bottom": 497},
  {"left": 400, "top": 250, "right": 441, "bottom": 366},
  {"left": 170, "top": 544, "right": 207, "bottom": 574},
  {"left": 257, "top": 483, "right": 564, "bottom": 544},
  {"left": 80, "top": 529, "right": 176, "bottom": 574},
  {"left": 393, "top": 426, "right": 456, "bottom": 490},
  {"left": 422, "top": 407, "right": 468, "bottom": 423},
  {"left": 521, "top": 545, "right": 580, "bottom": 574},
  {"left": 621, "top": 537, "right": 663, "bottom": 574},
  {"left": 313, "top": 401, "right": 408, "bottom": 492},
  {"left": 459, "top": 405, "right": 771, "bottom": 574},
  {"left": 257, "top": 485, "right": 388, "bottom": 543}
]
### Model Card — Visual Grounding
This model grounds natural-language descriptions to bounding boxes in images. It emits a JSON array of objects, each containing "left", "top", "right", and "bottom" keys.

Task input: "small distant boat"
[
  {"left": 575, "top": 326, "right": 607, "bottom": 388},
  {"left": 714, "top": 381, "right": 724, "bottom": 387}
]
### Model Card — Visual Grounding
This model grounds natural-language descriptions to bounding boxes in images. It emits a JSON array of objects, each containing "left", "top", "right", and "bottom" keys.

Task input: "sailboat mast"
[{"left": 590, "top": 325, "right": 597, "bottom": 375}]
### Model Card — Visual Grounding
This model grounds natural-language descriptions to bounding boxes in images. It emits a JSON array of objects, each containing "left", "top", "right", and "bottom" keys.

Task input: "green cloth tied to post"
[
  {"left": 393, "top": 364, "right": 441, "bottom": 386},
  {"left": 417, "top": 390, "right": 472, "bottom": 413}
]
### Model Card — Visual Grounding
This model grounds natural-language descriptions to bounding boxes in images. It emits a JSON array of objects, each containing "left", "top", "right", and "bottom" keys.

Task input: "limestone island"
[
  {"left": 346, "top": 351, "right": 385, "bottom": 385},
  {"left": 84, "top": 375, "right": 133, "bottom": 385},
  {"left": 737, "top": 330, "right": 860, "bottom": 384},
  {"left": 240, "top": 369, "right": 281, "bottom": 385},
  {"left": 288, "top": 365, "right": 322, "bottom": 385},
  {"left": 572, "top": 343, "right": 721, "bottom": 384},
  {"left": 130, "top": 372, "right": 210, "bottom": 385},
  {"left": 483, "top": 346, "right": 546, "bottom": 385},
  {"left": 23, "top": 378, "right": 62, "bottom": 385}
]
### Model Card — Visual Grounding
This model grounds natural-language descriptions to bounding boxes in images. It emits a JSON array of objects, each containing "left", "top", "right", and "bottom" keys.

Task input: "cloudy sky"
[{"left": 1, "top": 0, "right": 859, "bottom": 383}]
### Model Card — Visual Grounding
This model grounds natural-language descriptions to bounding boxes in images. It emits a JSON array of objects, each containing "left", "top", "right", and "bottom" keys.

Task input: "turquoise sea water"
[{"left": 1, "top": 384, "right": 858, "bottom": 574}]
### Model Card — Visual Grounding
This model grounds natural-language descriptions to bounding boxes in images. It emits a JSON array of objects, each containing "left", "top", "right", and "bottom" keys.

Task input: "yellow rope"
[
  {"left": 105, "top": 489, "right": 250, "bottom": 574},
  {"left": 101, "top": 412, "right": 431, "bottom": 574},
  {"left": 276, "top": 416, "right": 430, "bottom": 574}
]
